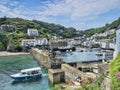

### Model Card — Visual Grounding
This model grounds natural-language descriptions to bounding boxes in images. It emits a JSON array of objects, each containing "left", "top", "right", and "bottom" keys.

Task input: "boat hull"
[
  {"left": 52, "top": 47, "right": 76, "bottom": 52},
  {"left": 11, "top": 74, "right": 42, "bottom": 81}
]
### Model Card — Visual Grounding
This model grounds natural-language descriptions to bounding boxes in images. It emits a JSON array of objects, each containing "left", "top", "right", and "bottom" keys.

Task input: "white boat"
[{"left": 11, "top": 67, "right": 42, "bottom": 81}]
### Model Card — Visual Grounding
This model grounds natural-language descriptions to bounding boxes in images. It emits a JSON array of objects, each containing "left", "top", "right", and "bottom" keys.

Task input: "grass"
[{"left": 110, "top": 53, "right": 120, "bottom": 90}]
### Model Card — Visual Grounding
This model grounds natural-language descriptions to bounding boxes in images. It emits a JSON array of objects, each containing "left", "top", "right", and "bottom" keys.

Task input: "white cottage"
[
  {"left": 107, "top": 29, "right": 115, "bottom": 35},
  {"left": 27, "top": 29, "right": 38, "bottom": 36},
  {"left": 21, "top": 38, "right": 48, "bottom": 47},
  {"left": 35, "top": 38, "right": 48, "bottom": 46},
  {"left": 21, "top": 39, "right": 35, "bottom": 46}
]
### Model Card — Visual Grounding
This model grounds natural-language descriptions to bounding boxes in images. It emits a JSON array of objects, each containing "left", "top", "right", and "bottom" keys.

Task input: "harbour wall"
[
  {"left": 30, "top": 48, "right": 51, "bottom": 68},
  {"left": 30, "top": 48, "right": 89, "bottom": 84},
  {"left": 48, "top": 64, "right": 89, "bottom": 84}
]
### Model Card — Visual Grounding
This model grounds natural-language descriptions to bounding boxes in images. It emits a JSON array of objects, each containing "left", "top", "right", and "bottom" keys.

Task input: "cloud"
[
  {"left": 0, "top": 0, "right": 120, "bottom": 29},
  {"left": 0, "top": 5, "right": 10, "bottom": 12},
  {"left": 0, "top": 0, "right": 31, "bottom": 19},
  {"left": 0, "top": 0, "right": 9, "bottom": 5},
  {"left": 40, "top": 0, "right": 120, "bottom": 21},
  {"left": 36, "top": 0, "right": 120, "bottom": 29}
]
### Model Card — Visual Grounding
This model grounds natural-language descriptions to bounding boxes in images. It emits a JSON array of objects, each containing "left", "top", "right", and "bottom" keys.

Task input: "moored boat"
[
  {"left": 52, "top": 45, "right": 76, "bottom": 52},
  {"left": 11, "top": 67, "right": 42, "bottom": 81}
]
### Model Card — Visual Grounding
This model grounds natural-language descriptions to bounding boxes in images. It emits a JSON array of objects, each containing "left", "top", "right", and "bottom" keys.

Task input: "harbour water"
[
  {"left": 58, "top": 51, "right": 105, "bottom": 63},
  {"left": 0, "top": 50, "right": 111, "bottom": 90},
  {"left": 0, "top": 55, "right": 51, "bottom": 90}
]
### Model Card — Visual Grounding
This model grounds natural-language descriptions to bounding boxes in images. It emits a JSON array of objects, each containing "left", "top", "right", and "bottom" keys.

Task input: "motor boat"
[{"left": 11, "top": 67, "right": 42, "bottom": 81}]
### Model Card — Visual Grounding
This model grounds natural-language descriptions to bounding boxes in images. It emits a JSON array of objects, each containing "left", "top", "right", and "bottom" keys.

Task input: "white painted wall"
[
  {"left": 27, "top": 29, "right": 38, "bottom": 36},
  {"left": 114, "top": 29, "right": 120, "bottom": 58}
]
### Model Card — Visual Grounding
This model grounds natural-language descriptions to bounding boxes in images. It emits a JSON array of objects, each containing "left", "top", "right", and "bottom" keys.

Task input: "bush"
[{"left": 110, "top": 53, "right": 120, "bottom": 90}]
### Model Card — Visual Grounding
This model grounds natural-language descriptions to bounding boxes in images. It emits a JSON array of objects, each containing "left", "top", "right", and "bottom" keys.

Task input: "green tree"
[{"left": 0, "top": 33, "right": 9, "bottom": 50}]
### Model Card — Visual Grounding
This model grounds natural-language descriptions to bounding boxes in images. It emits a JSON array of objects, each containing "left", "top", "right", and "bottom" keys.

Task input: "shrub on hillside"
[{"left": 110, "top": 53, "right": 120, "bottom": 90}]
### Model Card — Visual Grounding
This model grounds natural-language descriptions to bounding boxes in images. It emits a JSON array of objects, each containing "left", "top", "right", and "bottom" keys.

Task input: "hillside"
[
  {"left": 33, "top": 20, "right": 81, "bottom": 38},
  {"left": 0, "top": 17, "right": 80, "bottom": 51},
  {"left": 0, "top": 17, "right": 80, "bottom": 38},
  {"left": 82, "top": 17, "right": 120, "bottom": 38},
  {"left": 0, "top": 16, "right": 120, "bottom": 51}
]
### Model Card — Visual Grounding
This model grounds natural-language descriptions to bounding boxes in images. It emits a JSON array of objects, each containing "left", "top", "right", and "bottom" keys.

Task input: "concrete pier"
[
  {"left": 30, "top": 48, "right": 97, "bottom": 85},
  {"left": 61, "top": 64, "right": 88, "bottom": 83},
  {"left": 48, "top": 69, "right": 65, "bottom": 84},
  {"left": 48, "top": 64, "right": 90, "bottom": 85}
]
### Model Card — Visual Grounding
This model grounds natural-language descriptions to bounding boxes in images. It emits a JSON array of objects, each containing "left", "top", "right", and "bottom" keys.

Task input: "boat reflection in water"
[{"left": 11, "top": 67, "right": 42, "bottom": 81}]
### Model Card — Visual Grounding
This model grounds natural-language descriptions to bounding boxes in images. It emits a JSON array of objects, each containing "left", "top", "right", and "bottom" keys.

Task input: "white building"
[
  {"left": 96, "top": 29, "right": 115, "bottom": 38},
  {"left": 0, "top": 25, "right": 15, "bottom": 32},
  {"left": 109, "top": 43, "right": 115, "bottom": 49},
  {"left": 21, "top": 39, "right": 35, "bottom": 46},
  {"left": 114, "top": 29, "right": 120, "bottom": 58},
  {"left": 98, "top": 32, "right": 107, "bottom": 37},
  {"left": 27, "top": 29, "right": 38, "bottom": 36},
  {"left": 93, "top": 39, "right": 115, "bottom": 49},
  {"left": 82, "top": 40, "right": 92, "bottom": 46},
  {"left": 35, "top": 38, "right": 48, "bottom": 46},
  {"left": 52, "top": 36, "right": 59, "bottom": 42},
  {"left": 92, "top": 33, "right": 98, "bottom": 39},
  {"left": 21, "top": 38, "right": 48, "bottom": 47},
  {"left": 107, "top": 29, "right": 115, "bottom": 35}
]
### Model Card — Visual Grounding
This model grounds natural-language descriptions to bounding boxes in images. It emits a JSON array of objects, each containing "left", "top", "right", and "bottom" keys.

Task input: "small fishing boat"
[{"left": 11, "top": 67, "right": 42, "bottom": 81}]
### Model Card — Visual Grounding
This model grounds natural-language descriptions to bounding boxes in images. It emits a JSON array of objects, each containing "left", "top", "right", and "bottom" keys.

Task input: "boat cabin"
[{"left": 21, "top": 67, "right": 41, "bottom": 75}]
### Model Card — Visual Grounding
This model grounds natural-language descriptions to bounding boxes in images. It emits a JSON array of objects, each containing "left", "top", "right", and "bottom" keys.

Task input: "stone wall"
[
  {"left": 48, "top": 69, "right": 65, "bottom": 84},
  {"left": 98, "top": 63, "right": 109, "bottom": 76},
  {"left": 61, "top": 64, "right": 88, "bottom": 83},
  {"left": 30, "top": 48, "right": 51, "bottom": 68}
]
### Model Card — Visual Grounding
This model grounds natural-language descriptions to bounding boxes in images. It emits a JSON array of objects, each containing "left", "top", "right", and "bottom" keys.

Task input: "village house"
[
  {"left": 21, "top": 38, "right": 48, "bottom": 47},
  {"left": 107, "top": 29, "right": 115, "bottom": 35},
  {"left": 52, "top": 36, "right": 59, "bottom": 42},
  {"left": 82, "top": 40, "right": 92, "bottom": 47},
  {"left": 21, "top": 39, "right": 35, "bottom": 47},
  {"left": 49, "top": 39, "right": 68, "bottom": 50},
  {"left": 98, "top": 32, "right": 107, "bottom": 37},
  {"left": 67, "top": 39, "right": 74, "bottom": 45},
  {"left": 91, "top": 33, "right": 99, "bottom": 39},
  {"left": 67, "top": 39, "right": 81, "bottom": 46},
  {"left": 0, "top": 25, "right": 15, "bottom": 33},
  {"left": 72, "top": 39, "right": 82, "bottom": 46},
  {"left": 27, "top": 29, "right": 38, "bottom": 36},
  {"left": 109, "top": 38, "right": 116, "bottom": 49},
  {"left": 35, "top": 38, "right": 48, "bottom": 46},
  {"left": 91, "top": 29, "right": 115, "bottom": 39},
  {"left": 93, "top": 39, "right": 115, "bottom": 49}
]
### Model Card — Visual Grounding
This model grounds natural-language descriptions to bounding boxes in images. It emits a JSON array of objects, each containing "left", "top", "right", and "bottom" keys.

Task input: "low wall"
[
  {"left": 61, "top": 64, "right": 88, "bottom": 83},
  {"left": 98, "top": 63, "right": 109, "bottom": 76},
  {"left": 30, "top": 48, "right": 51, "bottom": 68}
]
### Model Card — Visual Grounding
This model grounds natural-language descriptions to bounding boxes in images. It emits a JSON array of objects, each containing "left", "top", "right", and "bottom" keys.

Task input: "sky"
[{"left": 0, "top": 0, "right": 120, "bottom": 30}]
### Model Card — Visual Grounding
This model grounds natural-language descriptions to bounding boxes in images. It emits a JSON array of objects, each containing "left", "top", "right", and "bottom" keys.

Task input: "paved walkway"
[{"left": 101, "top": 75, "right": 111, "bottom": 90}]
